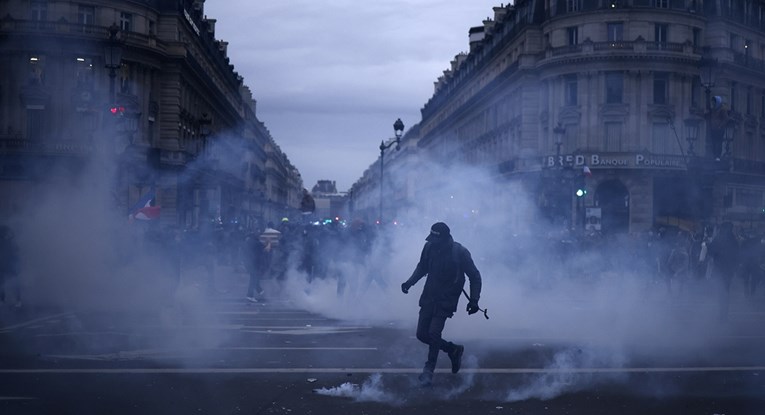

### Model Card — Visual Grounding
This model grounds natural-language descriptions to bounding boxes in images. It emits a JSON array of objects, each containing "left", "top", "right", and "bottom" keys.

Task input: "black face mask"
[{"left": 430, "top": 238, "right": 450, "bottom": 249}]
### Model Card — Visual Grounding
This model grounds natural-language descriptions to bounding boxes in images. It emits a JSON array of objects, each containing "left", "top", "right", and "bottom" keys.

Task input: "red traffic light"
[{"left": 109, "top": 106, "right": 126, "bottom": 115}]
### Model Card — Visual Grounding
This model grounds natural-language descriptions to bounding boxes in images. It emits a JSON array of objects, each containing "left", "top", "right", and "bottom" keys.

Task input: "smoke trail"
[
  {"left": 314, "top": 373, "right": 402, "bottom": 404},
  {"left": 505, "top": 347, "right": 629, "bottom": 402}
]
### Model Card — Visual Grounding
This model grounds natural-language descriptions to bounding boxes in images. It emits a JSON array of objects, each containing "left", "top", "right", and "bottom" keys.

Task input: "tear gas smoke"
[
  {"left": 274, "top": 159, "right": 757, "bottom": 401},
  {"left": 314, "top": 373, "right": 401, "bottom": 404}
]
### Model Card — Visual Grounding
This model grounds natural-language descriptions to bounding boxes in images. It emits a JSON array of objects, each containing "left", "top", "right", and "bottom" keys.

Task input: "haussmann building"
[{"left": 408, "top": 0, "right": 765, "bottom": 235}]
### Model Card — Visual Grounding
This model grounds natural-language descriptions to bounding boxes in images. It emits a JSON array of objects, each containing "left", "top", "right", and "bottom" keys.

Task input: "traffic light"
[
  {"left": 575, "top": 177, "right": 587, "bottom": 197},
  {"left": 108, "top": 105, "right": 126, "bottom": 116}
]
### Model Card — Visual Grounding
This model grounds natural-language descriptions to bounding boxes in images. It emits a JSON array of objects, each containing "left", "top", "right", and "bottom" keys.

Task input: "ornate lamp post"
[
  {"left": 553, "top": 122, "right": 565, "bottom": 160},
  {"left": 684, "top": 118, "right": 700, "bottom": 156},
  {"left": 378, "top": 118, "right": 405, "bottom": 224},
  {"left": 103, "top": 23, "right": 123, "bottom": 107}
]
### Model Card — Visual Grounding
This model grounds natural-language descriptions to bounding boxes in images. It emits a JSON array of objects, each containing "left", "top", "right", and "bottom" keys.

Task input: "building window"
[
  {"left": 605, "top": 72, "right": 623, "bottom": 104},
  {"left": 26, "top": 108, "right": 45, "bottom": 141},
  {"left": 567, "top": 27, "right": 578, "bottom": 45},
  {"left": 731, "top": 82, "right": 737, "bottom": 111},
  {"left": 149, "top": 20, "right": 156, "bottom": 36},
  {"left": 27, "top": 55, "right": 45, "bottom": 85},
  {"left": 565, "top": 75, "right": 578, "bottom": 106},
  {"left": 654, "top": 0, "right": 669, "bottom": 8},
  {"left": 692, "top": 28, "right": 701, "bottom": 47},
  {"left": 653, "top": 72, "right": 668, "bottom": 105},
  {"left": 607, "top": 22, "right": 624, "bottom": 42},
  {"left": 691, "top": 78, "right": 701, "bottom": 109},
  {"left": 78, "top": 5, "right": 95, "bottom": 26},
  {"left": 761, "top": 94, "right": 765, "bottom": 118},
  {"left": 651, "top": 122, "right": 671, "bottom": 154},
  {"left": 29, "top": 1, "right": 47, "bottom": 21},
  {"left": 119, "top": 12, "right": 133, "bottom": 32},
  {"left": 605, "top": 122, "right": 623, "bottom": 151},
  {"left": 654, "top": 23, "right": 668, "bottom": 45},
  {"left": 747, "top": 87, "right": 753, "bottom": 115},
  {"left": 119, "top": 63, "right": 131, "bottom": 94},
  {"left": 75, "top": 57, "right": 94, "bottom": 88},
  {"left": 567, "top": 0, "right": 581, "bottom": 12},
  {"left": 730, "top": 33, "right": 738, "bottom": 50}
]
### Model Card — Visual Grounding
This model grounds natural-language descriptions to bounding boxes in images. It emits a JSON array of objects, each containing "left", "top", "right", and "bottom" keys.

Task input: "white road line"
[
  {"left": 0, "top": 312, "right": 73, "bottom": 333},
  {"left": 0, "top": 366, "right": 763, "bottom": 375},
  {"left": 0, "top": 396, "right": 37, "bottom": 400}
]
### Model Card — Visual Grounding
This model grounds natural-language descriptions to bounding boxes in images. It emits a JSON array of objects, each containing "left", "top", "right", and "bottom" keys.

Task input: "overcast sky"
[{"left": 205, "top": 1, "right": 504, "bottom": 192}]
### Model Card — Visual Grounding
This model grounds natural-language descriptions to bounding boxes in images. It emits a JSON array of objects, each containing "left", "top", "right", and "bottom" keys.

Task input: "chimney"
[
  {"left": 493, "top": 5, "right": 508, "bottom": 23},
  {"left": 205, "top": 18, "right": 216, "bottom": 35},
  {"left": 469, "top": 26, "right": 485, "bottom": 52},
  {"left": 483, "top": 18, "right": 495, "bottom": 36},
  {"left": 218, "top": 40, "right": 228, "bottom": 57}
]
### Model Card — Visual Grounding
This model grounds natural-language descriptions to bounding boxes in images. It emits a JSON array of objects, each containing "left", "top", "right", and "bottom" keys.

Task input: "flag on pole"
[
  {"left": 129, "top": 187, "right": 161, "bottom": 221},
  {"left": 583, "top": 165, "right": 592, "bottom": 177}
]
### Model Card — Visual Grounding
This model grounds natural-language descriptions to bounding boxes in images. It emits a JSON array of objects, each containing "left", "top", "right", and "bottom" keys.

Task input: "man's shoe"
[
  {"left": 449, "top": 345, "right": 464, "bottom": 374},
  {"left": 418, "top": 370, "right": 433, "bottom": 386},
  {"left": 246, "top": 296, "right": 258, "bottom": 303}
]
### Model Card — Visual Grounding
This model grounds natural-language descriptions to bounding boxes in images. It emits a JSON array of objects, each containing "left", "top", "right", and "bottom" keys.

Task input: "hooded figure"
[{"left": 401, "top": 222, "right": 482, "bottom": 385}]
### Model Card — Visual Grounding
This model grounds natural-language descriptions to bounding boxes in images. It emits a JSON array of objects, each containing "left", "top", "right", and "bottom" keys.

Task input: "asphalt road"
[{"left": 1, "top": 277, "right": 764, "bottom": 415}]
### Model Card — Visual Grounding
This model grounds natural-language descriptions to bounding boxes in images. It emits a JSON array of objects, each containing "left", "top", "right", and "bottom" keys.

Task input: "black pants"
[
  {"left": 247, "top": 270, "right": 264, "bottom": 297},
  {"left": 416, "top": 304, "right": 456, "bottom": 372}
]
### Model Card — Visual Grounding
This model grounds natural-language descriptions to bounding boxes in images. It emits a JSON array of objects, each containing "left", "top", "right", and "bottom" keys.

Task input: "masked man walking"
[{"left": 401, "top": 222, "right": 482, "bottom": 385}]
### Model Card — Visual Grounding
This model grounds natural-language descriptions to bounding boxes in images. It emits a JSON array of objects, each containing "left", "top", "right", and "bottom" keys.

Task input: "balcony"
[
  {"left": 0, "top": 18, "right": 162, "bottom": 52},
  {"left": 543, "top": 40, "right": 697, "bottom": 64},
  {"left": 0, "top": 137, "right": 93, "bottom": 157}
]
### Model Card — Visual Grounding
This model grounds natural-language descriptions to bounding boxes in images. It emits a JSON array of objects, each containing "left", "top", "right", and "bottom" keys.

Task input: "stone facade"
[
  {"left": 0, "top": 0, "right": 302, "bottom": 230},
  {"left": 354, "top": 0, "right": 765, "bottom": 234}
]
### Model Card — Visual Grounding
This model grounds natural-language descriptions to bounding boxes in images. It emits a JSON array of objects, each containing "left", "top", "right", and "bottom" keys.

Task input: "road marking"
[
  {"left": 0, "top": 366, "right": 763, "bottom": 375},
  {"left": 43, "top": 347, "right": 379, "bottom": 360},
  {"left": 0, "top": 312, "right": 73, "bottom": 333},
  {"left": 0, "top": 396, "right": 37, "bottom": 400}
]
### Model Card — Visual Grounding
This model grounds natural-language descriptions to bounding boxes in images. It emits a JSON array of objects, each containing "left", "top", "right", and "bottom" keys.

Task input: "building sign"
[
  {"left": 183, "top": 9, "right": 201, "bottom": 36},
  {"left": 585, "top": 207, "right": 602, "bottom": 232},
  {"left": 543, "top": 153, "right": 685, "bottom": 170}
]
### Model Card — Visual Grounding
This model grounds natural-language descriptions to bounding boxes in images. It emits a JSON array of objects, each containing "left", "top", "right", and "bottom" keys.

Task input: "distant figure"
[
  {"left": 244, "top": 231, "right": 270, "bottom": 303},
  {"left": 0, "top": 225, "right": 21, "bottom": 307},
  {"left": 401, "top": 222, "right": 482, "bottom": 386},
  {"left": 707, "top": 222, "right": 739, "bottom": 319}
]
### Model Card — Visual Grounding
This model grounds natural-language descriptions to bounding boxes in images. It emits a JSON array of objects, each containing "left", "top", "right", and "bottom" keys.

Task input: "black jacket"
[{"left": 404, "top": 238, "right": 482, "bottom": 314}]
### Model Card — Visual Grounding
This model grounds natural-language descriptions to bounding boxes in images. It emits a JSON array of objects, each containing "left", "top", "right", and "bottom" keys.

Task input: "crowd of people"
[{"left": 0, "top": 217, "right": 763, "bottom": 314}]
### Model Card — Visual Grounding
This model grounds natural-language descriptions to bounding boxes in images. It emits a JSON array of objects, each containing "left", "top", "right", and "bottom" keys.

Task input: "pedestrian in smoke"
[
  {"left": 707, "top": 222, "right": 739, "bottom": 319},
  {"left": 0, "top": 225, "right": 21, "bottom": 307},
  {"left": 244, "top": 230, "right": 270, "bottom": 302},
  {"left": 401, "top": 222, "right": 482, "bottom": 386}
]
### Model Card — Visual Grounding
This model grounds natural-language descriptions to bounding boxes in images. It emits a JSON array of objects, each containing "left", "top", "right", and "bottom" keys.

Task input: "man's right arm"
[{"left": 402, "top": 243, "right": 429, "bottom": 293}]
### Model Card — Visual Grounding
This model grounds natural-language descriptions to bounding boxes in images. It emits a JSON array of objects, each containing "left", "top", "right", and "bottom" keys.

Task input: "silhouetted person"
[
  {"left": 0, "top": 225, "right": 21, "bottom": 307},
  {"left": 401, "top": 222, "right": 482, "bottom": 386},
  {"left": 244, "top": 231, "right": 270, "bottom": 302},
  {"left": 708, "top": 222, "right": 739, "bottom": 319}
]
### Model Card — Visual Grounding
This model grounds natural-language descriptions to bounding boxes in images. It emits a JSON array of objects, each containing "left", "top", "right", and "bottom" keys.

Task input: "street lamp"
[
  {"left": 103, "top": 23, "right": 123, "bottom": 106},
  {"left": 378, "top": 118, "right": 405, "bottom": 224},
  {"left": 684, "top": 118, "right": 700, "bottom": 156},
  {"left": 553, "top": 122, "right": 565, "bottom": 160},
  {"left": 699, "top": 57, "right": 718, "bottom": 110},
  {"left": 723, "top": 119, "right": 736, "bottom": 157}
]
